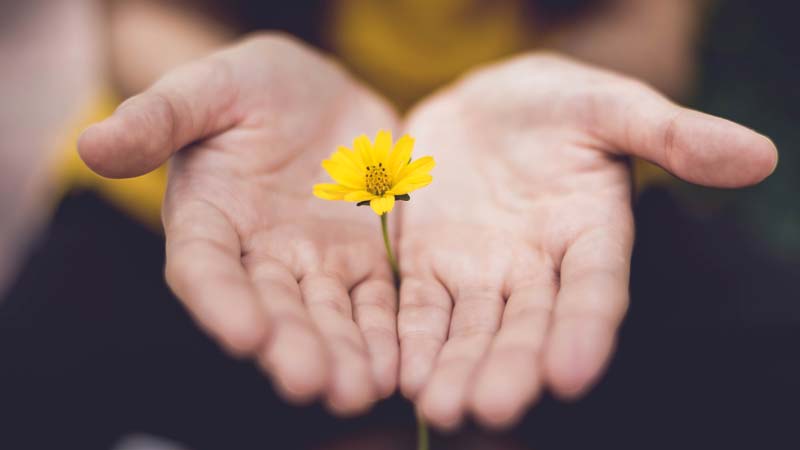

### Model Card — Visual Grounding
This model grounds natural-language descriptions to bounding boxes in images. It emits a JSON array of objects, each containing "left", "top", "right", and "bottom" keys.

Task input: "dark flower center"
[{"left": 366, "top": 163, "right": 390, "bottom": 195}]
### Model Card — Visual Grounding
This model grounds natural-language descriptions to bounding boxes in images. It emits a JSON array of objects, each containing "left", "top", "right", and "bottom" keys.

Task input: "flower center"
[{"left": 365, "top": 163, "right": 390, "bottom": 196}]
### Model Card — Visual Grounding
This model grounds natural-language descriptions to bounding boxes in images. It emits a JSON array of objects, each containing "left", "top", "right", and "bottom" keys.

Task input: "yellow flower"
[{"left": 313, "top": 130, "right": 435, "bottom": 215}]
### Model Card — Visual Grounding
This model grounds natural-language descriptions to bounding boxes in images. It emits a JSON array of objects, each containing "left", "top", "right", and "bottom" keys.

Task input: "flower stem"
[
  {"left": 379, "top": 214, "right": 429, "bottom": 450},
  {"left": 416, "top": 408, "right": 430, "bottom": 450},
  {"left": 380, "top": 213, "right": 400, "bottom": 282}
]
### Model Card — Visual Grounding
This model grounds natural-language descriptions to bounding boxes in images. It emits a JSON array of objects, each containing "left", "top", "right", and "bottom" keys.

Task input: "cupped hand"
[
  {"left": 397, "top": 53, "right": 778, "bottom": 429},
  {"left": 78, "top": 34, "right": 400, "bottom": 414}
]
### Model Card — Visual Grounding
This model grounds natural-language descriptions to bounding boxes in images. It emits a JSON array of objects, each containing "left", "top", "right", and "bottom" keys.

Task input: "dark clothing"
[{"left": 0, "top": 189, "right": 797, "bottom": 450}]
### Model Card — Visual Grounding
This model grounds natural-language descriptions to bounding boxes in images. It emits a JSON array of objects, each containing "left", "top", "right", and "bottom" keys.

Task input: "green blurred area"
[{"left": 676, "top": 0, "right": 800, "bottom": 261}]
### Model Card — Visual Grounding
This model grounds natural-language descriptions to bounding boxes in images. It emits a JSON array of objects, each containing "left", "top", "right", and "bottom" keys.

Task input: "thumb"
[
  {"left": 78, "top": 57, "right": 240, "bottom": 178},
  {"left": 593, "top": 81, "right": 778, "bottom": 188}
]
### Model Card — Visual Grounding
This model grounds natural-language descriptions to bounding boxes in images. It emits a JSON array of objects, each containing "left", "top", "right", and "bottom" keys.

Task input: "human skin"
[
  {"left": 398, "top": 53, "right": 777, "bottom": 429},
  {"left": 81, "top": 34, "right": 401, "bottom": 415},
  {"left": 77, "top": 35, "right": 777, "bottom": 427}
]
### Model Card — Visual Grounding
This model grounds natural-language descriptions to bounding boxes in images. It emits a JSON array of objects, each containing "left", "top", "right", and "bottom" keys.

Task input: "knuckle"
[
  {"left": 661, "top": 109, "right": 685, "bottom": 173},
  {"left": 144, "top": 91, "right": 179, "bottom": 153}
]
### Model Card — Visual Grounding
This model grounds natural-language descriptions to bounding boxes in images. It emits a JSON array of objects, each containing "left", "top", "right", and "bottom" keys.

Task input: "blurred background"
[{"left": 0, "top": 0, "right": 798, "bottom": 448}]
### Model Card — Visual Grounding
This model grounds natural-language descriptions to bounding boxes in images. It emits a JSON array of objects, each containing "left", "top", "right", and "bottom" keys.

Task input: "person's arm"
[
  {"left": 546, "top": 0, "right": 713, "bottom": 99},
  {"left": 106, "top": 0, "right": 235, "bottom": 96}
]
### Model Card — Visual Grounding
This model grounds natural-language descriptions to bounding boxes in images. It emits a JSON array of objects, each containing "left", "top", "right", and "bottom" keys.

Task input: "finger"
[
  {"left": 248, "top": 258, "right": 328, "bottom": 404},
  {"left": 417, "top": 286, "right": 504, "bottom": 430},
  {"left": 351, "top": 276, "right": 399, "bottom": 399},
  {"left": 301, "top": 273, "right": 378, "bottom": 416},
  {"left": 544, "top": 223, "right": 633, "bottom": 400},
  {"left": 469, "top": 277, "right": 557, "bottom": 429},
  {"left": 163, "top": 199, "right": 267, "bottom": 357},
  {"left": 591, "top": 80, "right": 778, "bottom": 188},
  {"left": 398, "top": 277, "right": 452, "bottom": 399},
  {"left": 78, "top": 55, "right": 240, "bottom": 178}
]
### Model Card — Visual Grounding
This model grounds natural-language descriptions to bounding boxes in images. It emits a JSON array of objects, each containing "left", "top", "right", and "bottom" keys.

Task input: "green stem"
[
  {"left": 380, "top": 213, "right": 400, "bottom": 282},
  {"left": 416, "top": 408, "right": 430, "bottom": 450},
  {"left": 379, "top": 214, "right": 429, "bottom": 450}
]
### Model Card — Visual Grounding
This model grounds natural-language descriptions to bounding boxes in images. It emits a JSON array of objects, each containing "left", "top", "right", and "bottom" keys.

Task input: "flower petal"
[
  {"left": 313, "top": 183, "right": 352, "bottom": 200},
  {"left": 373, "top": 129, "right": 392, "bottom": 163},
  {"left": 322, "top": 160, "right": 365, "bottom": 189},
  {"left": 344, "top": 190, "right": 376, "bottom": 202},
  {"left": 389, "top": 174, "right": 433, "bottom": 195},
  {"left": 397, "top": 156, "right": 435, "bottom": 180},
  {"left": 386, "top": 134, "right": 414, "bottom": 180},
  {"left": 331, "top": 146, "right": 364, "bottom": 173},
  {"left": 353, "top": 134, "right": 375, "bottom": 167},
  {"left": 369, "top": 194, "right": 395, "bottom": 215}
]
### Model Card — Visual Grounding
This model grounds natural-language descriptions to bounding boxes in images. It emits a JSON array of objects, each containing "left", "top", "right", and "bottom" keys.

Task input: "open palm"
[
  {"left": 79, "top": 38, "right": 777, "bottom": 427},
  {"left": 397, "top": 54, "right": 777, "bottom": 429},
  {"left": 79, "top": 34, "right": 400, "bottom": 414}
]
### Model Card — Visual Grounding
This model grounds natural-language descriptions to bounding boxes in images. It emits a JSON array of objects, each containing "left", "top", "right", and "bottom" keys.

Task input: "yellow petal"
[
  {"left": 389, "top": 174, "right": 433, "bottom": 195},
  {"left": 313, "top": 183, "right": 352, "bottom": 200},
  {"left": 322, "top": 160, "right": 365, "bottom": 189},
  {"left": 397, "top": 156, "right": 435, "bottom": 180},
  {"left": 369, "top": 194, "right": 395, "bottom": 215},
  {"left": 353, "top": 134, "right": 374, "bottom": 166},
  {"left": 386, "top": 134, "right": 414, "bottom": 180},
  {"left": 373, "top": 129, "right": 392, "bottom": 163},
  {"left": 331, "top": 146, "right": 364, "bottom": 173},
  {"left": 344, "top": 190, "right": 376, "bottom": 202}
]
